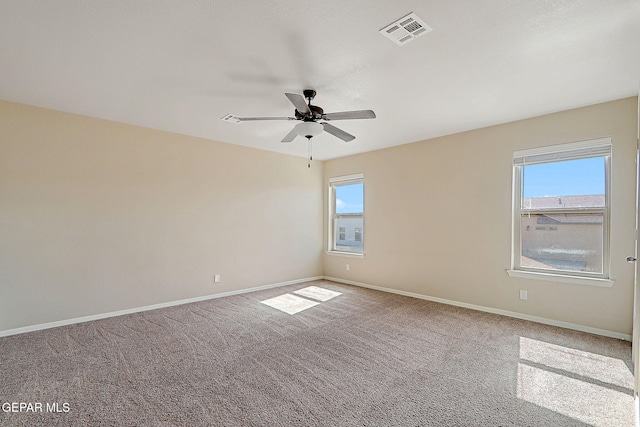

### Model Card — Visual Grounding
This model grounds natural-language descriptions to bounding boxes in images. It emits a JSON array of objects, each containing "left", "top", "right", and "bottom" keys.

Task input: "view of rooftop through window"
[{"left": 519, "top": 155, "right": 607, "bottom": 275}]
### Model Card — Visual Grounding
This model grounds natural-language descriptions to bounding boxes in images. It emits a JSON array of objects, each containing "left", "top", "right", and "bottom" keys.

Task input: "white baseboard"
[
  {"left": 4, "top": 275, "right": 630, "bottom": 342},
  {"left": 0, "top": 276, "right": 322, "bottom": 338},
  {"left": 324, "top": 276, "right": 632, "bottom": 341}
]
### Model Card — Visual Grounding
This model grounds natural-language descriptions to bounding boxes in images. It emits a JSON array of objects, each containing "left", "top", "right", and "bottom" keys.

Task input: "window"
[
  {"left": 329, "top": 174, "right": 364, "bottom": 254},
  {"left": 511, "top": 138, "right": 611, "bottom": 281}
]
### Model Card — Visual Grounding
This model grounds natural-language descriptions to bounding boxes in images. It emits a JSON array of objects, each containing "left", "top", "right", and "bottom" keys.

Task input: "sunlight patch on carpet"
[
  {"left": 519, "top": 337, "right": 633, "bottom": 389},
  {"left": 293, "top": 286, "right": 342, "bottom": 302},
  {"left": 260, "top": 294, "right": 319, "bottom": 315},
  {"left": 516, "top": 337, "right": 634, "bottom": 426}
]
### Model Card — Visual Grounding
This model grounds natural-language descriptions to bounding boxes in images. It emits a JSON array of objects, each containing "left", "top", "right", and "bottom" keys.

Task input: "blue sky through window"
[
  {"left": 522, "top": 157, "right": 605, "bottom": 198},
  {"left": 336, "top": 183, "right": 363, "bottom": 214}
]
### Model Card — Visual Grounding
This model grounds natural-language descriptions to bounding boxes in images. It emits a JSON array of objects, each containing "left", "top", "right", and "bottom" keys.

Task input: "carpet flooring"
[{"left": 0, "top": 280, "right": 634, "bottom": 426}]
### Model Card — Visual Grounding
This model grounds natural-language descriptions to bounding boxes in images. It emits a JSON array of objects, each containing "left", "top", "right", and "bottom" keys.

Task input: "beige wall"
[
  {"left": 0, "top": 100, "right": 323, "bottom": 331},
  {"left": 323, "top": 97, "right": 638, "bottom": 336},
  {"left": 2, "top": 97, "right": 636, "bottom": 337}
]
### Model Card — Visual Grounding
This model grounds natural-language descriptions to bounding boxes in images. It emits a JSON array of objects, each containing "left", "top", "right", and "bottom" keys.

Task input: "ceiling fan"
[{"left": 221, "top": 89, "right": 376, "bottom": 143}]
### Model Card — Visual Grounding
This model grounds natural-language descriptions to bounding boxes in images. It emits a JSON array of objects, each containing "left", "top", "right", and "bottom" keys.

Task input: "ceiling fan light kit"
[{"left": 295, "top": 121, "right": 323, "bottom": 139}]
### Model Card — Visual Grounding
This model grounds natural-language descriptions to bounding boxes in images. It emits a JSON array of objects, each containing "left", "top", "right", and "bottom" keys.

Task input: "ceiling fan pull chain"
[{"left": 307, "top": 136, "right": 313, "bottom": 168}]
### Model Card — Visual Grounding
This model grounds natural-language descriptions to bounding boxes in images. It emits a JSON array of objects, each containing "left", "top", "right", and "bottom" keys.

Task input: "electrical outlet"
[
  {"left": 520, "top": 290, "right": 528, "bottom": 300},
  {"left": 346, "top": 264, "right": 350, "bottom": 271},
  {"left": 214, "top": 274, "right": 221, "bottom": 283}
]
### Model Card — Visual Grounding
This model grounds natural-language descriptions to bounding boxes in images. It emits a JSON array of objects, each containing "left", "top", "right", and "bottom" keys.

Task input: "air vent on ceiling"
[{"left": 380, "top": 12, "right": 432, "bottom": 46}]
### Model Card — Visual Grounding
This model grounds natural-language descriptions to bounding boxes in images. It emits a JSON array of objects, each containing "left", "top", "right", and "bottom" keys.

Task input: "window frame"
[
  {"left": 328, "top": 173, "right": 364, "bottom": 256},
  {"left": 509, "top": 138, "right": 612, "bottom": 285}
]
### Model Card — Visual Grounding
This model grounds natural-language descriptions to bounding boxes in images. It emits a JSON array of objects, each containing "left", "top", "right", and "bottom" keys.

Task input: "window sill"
[
  {"left": 326, "top": 251, "right": 364, "bottom": 258},
  {"left": 506, "top": 269, "right": 614, "bottom": 288}
]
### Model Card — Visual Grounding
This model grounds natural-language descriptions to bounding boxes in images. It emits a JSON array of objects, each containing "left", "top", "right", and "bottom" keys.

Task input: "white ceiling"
[{"left": 1, "top": 1, "right": 639, "bottom": 160}]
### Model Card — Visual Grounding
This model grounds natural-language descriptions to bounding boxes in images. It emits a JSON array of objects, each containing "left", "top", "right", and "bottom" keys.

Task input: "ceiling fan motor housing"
[{"left": 296, "top": 104, "right": 324, "bottom": 121}]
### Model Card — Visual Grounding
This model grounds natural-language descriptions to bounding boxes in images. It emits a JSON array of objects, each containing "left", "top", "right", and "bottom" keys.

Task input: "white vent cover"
[{"left": 380, "top": 12, "right": 432, "bottom": 46}]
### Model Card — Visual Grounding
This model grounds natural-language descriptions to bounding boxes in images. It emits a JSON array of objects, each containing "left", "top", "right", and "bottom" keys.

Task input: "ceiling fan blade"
[
  {"left": 285, "top": 93, "right": 311, "bottom": 115},
  {"left": 322, "top": 122, "right": 355, "bottom": 142},
  {"left": 323, "top": 110, "right": 376, "bottom": 121},
  {"left": 237, "top": 116, "right": 295, "bottom": 121},
  {"left": 281, "top": 127, "right": 298, "bottom": 143}
]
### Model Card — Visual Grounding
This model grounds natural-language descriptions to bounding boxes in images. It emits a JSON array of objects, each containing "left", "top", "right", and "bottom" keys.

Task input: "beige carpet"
[{"left": 0, "top": 280, "right": 633, "bottom": 426}]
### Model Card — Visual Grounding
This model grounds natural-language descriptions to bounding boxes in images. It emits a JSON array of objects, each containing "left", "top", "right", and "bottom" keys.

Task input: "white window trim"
[
  {"left": 328, "top": 173, "right": 364, "bottom": 256},
  {"left": 510, "top": 137, "right": 612, "bottom": 285},
  {"left": 326, "top": 250, "right": 365, "bottom": 258},
  {"left": 506, "top": 269, "right": 614, "bottom": 287}
]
